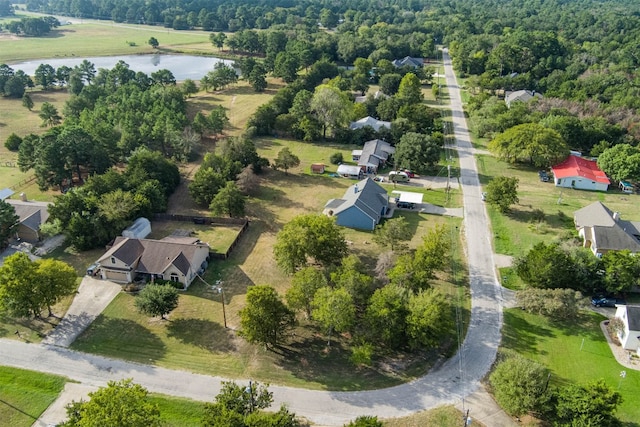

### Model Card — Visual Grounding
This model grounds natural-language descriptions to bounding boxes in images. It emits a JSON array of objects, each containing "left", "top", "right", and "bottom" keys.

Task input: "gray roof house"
[
  {"left": 574, "top": 201, "right": 640, "bottom": 257},
  {"left": 323, "top": 178, "right": 389, "bottom": 230},
  {"left": 5, "top": 199, "right": 50, "bottom": 243},
  {"left": 392, "top": 56, "right": 423, "bottom": 68},
  {"left": 349, "top": 116, "right": 391, "bottom": 132},
  {"left": 614, "top": 305, "right": 640, "bottom": 354},
  {"left": 97, "top": 236, "right": 210, "bottom": 288},
  {"left": 505, "top": 89, "right": 542, "bottom": 108},
  {"left": 356, "top": 139, "right": 395, "bottom": 173}
]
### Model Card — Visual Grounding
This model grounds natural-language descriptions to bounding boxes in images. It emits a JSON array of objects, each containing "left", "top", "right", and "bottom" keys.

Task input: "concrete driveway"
[{"left": 42, "top": 276, "right": 121, "bottom": 347}]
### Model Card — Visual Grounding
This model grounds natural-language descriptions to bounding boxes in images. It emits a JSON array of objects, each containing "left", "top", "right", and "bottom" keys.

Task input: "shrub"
[
  {"left": 516, "top": 288, "right": 583, "bottom": 319},
  {"left": 330, "top": 152, "right": 344, "bottom": 165},
  {"left": 4, "top": 133, "right": 22, "bottom": 151},
  {"left": 350, "top": 342, "right": 374, "bottom": 366}
]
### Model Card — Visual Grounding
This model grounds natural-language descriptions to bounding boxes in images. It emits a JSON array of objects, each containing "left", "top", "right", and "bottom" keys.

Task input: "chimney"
[
  {"left": 354, "top": 185, "right": 359, "bottom": 193},
  {"left": 20, "top": 192, "right": 27, "bottom": 202},
  {"left": 613, "top": 212, "right": 620, "bottom": 221}
]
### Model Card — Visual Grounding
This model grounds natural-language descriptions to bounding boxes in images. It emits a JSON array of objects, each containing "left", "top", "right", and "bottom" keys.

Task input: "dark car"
[
  {"left": 538, "top": 171, "right": 550, "bottom": 182},
  {"left": 396, "top": 201, "right": 415, "bottom": 209},
  {"left": 591, "top": 296, "right": 625, "bottom": 307}
]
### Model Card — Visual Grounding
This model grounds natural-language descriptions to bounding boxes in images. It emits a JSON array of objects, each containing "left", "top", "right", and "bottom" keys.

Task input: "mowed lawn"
[
  {"left": 0, "top": 19, "right": 212, "bottom": 64},
  {"left": 475, "top": 152, "right": 640, "bottom": 257},
  {"left": 0, "top": 366, "right": 67, "bottom": 427},
  {"left": 501, "top": 309, "right": 640, "bottom": 424},
  {"left": 71, "top": 136, "right": 468, "bottom": 390}
]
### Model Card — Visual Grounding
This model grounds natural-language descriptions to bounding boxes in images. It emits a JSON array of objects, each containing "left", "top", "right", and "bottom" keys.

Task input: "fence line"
[
  {"left": 10, "top": 175, "right": 36, "bottom": 191},
  {"left": 152, "top": 213, "right": 249, "bottom": 260}
]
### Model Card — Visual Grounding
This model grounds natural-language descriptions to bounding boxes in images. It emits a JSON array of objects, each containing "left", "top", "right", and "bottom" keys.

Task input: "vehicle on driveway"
[
  {"left": 396, "top": 201, "right": 416, "bottom": 209},
  {"left": 403, "top": 170, "right": 416, "bottom": 178},
  {"left": 389, "top": 171, "right": 410, "bottom": 182},
  {"left": 591, "top": 296, "right": 625, "bottom": 307},
  {"left": 538, "top": 171, "right": 550, "bottom": 182}
]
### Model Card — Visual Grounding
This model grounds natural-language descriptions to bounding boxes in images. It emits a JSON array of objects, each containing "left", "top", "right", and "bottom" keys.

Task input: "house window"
[
  {"left": 170, "top": 273, "right": 179, "bottom": 282},
  {"left": 110, "top": 257, "right": 116, "bottom": 264}
]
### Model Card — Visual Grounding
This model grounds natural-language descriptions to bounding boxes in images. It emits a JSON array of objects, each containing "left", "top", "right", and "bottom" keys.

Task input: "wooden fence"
[{"left": 152, "top": 213, "right": 249, "bottom": 260}]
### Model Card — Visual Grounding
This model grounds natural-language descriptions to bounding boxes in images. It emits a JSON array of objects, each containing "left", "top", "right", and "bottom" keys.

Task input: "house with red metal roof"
[{"left": 551, "top": 155, "right": 610, "bottom": 192}]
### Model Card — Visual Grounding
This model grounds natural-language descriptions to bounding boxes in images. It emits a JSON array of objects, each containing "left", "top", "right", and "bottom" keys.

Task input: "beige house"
[
  {"left": 5, "top": 199, "right": 50, "bottom": 243},
  {"left": 574, "top": 202, "right": 640, "bottom": 257},
  {"left": 614, "top": 305, "right": 640, "bottom": 355},
  {"left": 97, "top": 236, "right": 210, "bottom": 288}
]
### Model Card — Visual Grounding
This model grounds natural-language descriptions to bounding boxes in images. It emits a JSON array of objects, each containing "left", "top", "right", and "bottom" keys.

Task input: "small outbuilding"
[
  {"left": 310, "top": 163, "right": 325, "bottom": 174},
  {"left": 122, "top": 217, "right": 152, "bottom": 239},
  {"left": 336, "top": 164, "right": 364, "bottom": 180},
  {"left": 551, "top": 155, "right": 610, "bottom": 192}
]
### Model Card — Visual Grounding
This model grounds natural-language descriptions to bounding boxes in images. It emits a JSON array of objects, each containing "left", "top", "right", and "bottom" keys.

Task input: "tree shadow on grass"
[
  {"left": 273, "top": 325, "right": 405, "bottom": 390},
  {"left": 501, "top": 310, "right": 555, "bottom": 355},
  {"left": 507, "top": 206, "right": 574, "bottom": 230},
  {"left": 166, "top": 318, "right": 236, "bottom": 352},
  {"left": 71, "top": 317, "right": 167, "bottom": 363}
]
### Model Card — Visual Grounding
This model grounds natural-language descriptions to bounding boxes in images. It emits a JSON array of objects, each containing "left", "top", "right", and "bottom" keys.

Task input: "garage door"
[{"left": 103, "top": 270, "right": 129, "bottom": 283}]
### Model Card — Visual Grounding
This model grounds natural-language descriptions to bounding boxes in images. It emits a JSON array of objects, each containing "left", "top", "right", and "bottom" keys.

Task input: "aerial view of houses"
[{"left": 2, "top": 0, "right": 640, "bottom": 426}]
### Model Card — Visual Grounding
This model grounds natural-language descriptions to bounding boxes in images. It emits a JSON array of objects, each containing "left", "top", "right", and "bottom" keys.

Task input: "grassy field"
[
  {"left": 383, "top": 405, "right": 484, "bottom": 427},
  {"left": 0, "top": 18, "right": 212, "bottom": 64},
  {"left": 0, "top": 365, "right": 67, "bottom": 427},
  {"left": 501, "top": 309, "right": 640, "bottom": 425}
]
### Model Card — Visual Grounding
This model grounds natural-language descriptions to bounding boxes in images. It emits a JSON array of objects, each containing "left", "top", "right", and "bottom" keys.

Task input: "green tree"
[
  {"left": 210, "top": 32, "right": 227, "bottom": 51},
  {"left": 555, "top": 379, "right": 622, "bottom": 427},
  {"left": 285, "top": 267, "right": 327, "bottom": 319},
  {"left": 0, "top": 200, "right": 19, "bottom": 249},
  {"left": 274, "top": 214, "right": 348, "bottom": 274},
  {"left": 248, "top": 63, "right": 267, "bottom": 92},
  {"left": 489, "top": 353, "right": 552, "bottom": 417},
  {"left": 209, "top": 181, "right": 245, "bottom": 218},
  {"left": 38, "top": 102, "right": 61, "bottom": 127},
  {"left": 312, "top": 286, "right": 355, "bottom": 345},
  {"left": 344, "top": 416, "right": 383, "bottom": 427},
  {"left": 516, "top": 288, "right": 583, "bottom": 320},
  {"left": 310, "top": 85, "right": 352, "bottom": 139},
  {"left": 181, "top": 78, "right": 198, "bottom": 97},
  {"left": 396, "top": 72, "right": 423, "bottom": 106},
  {"left": 239, "top": 285, "right": 295, "bottom": 349},
  {"left": 364, "top": 284, "right": 409, "bottom": 349},
  {"left": 4, "top": 132, "right": 22, "bottom": 151},
  {"left": 134, "top": 284, "right": 180, "bottom": 319},
  {"left": 406, "top": 289, "right": 454, "bottom": 349},
  {"left": 202, "top": 381, "right": 299, "bottom": 427},
  {"left": 61, "top": 379, "right": 161, "bottom": 427},
  {"left": 273, "top": 147, "right": 300, "bottom": 174},
  {"left": 514, "top": 242, "right": 576, "bottom": 289},
  {"left": 597, "top": 143, "right": 640, "bottom": 182},
  {"left": 0, "top": 253, "right": 76, "bottom": 318},
  {"left": 21, "top": 93, "right": 33, "bottom": 110},
  {"left": 273, "top": 52, "right": 299, "bottom": 83},
  {"left": 394, "top": 132, "right": 442, "bottom": 172},
  {"left": 488, "top": 123, "right": 569, "bottom": 168},
  {"left": 601, "top": 250, "right": 640, "bottom": 294},
  {"left": 331, "top": 255, "right": 374, "bottom": 309},
  {"left": 189, "top": 166, "right": 227, "bottom": 207},
  {"left": 34, "top": 63, "right": 56, "bottom": 90},
  {"left": 485, "top": 176, "right": 519, "bottom": 213},
  {"left": 148, "top": 36, "right": 159, "bottom": 48}
]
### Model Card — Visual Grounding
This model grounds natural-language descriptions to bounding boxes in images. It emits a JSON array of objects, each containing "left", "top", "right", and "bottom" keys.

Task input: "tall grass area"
[
  {"left": 502, "top": 309, "right": 640, "bottom": 424},
  {"left": 0, "top": 366, "right": 67, "bottom": 427},
  {"left": 383, "top": 405, "right": 485, "bottom": 427}
]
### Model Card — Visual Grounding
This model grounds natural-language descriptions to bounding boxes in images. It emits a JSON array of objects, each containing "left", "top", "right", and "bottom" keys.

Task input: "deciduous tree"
[
  {"left": 554, "top": 379, "right": 622, "bottom": 427},
  {"left": 61, "top": 379, "right": 161, "bottom": 427},
  {"left": 239, "top": 285, "right": 294, "bottom": 349},
  {"left": 273, "top": 147, "right": 300, "bottom": 174},
  {"left": 364, "top": 284, "right": 409, "bottom": 349},
  {"left": 134, "top": 284, "right": 180, "bottom": 319},
  {"left": 285, "top": 267, "right": 327, "bottom": 319},
  {"left": 406, "top": 289, "right": 454, "bottom": 349},
  {"left": 0, "top": 200, "right": 18, "bottom": 249},
  {"left": 274, "top": 214, "right": 348, "bottom": 274},
  {"left": 485, "top": 176, "right": 519, "bottom": 213},
  {"left": 209, "top": 181, "right": 245, "bottom": 218},
  {"left": 394, "top": 132, "right": 442, "bottom": 172},
  {"left": 312, "top": 286, "right": 355, "bottom": 345},
  {"left": 597, "top": 143, "right": 640, "bottom": 182}
]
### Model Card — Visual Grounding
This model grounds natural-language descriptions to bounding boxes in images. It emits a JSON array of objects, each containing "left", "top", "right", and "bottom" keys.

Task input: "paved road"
[{"left": 2, "top": 49, "right": 509, "bottom": 426}]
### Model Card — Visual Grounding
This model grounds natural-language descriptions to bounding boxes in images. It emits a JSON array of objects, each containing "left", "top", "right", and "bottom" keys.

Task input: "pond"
[{"left": 7, "top": 54, "right": 234, "bottom": 81}]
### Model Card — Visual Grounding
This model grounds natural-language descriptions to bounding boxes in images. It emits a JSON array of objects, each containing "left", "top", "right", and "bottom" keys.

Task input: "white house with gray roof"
[
  {"left": 323, "top": 178, "right": 389, "bottom": 230},
  {"left": 574, "top": 201, "right": 640, "bottom": 257},
  {"left": 349, "top": 116, "right": 391, "bottom": 132},
  {"left": 614, "top": 305, "right": 640, "bottom": 354},
  {"left": 351, "top": 139, "right": 395, "bottom": 174}
]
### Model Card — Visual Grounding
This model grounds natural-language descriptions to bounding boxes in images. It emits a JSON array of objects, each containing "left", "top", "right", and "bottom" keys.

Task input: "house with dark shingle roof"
[
  {"left": 614, "top": 305, "right": 640, "bottom": 354},
  {"left": 5, "top": 199, "right": 50, "bottom": 243},
  {"left": 574, "top": 201, "right": 640, "bottom": 257},
  {"left": 323, "top": 178, "right": 389, "bottom": 230},
  {"left": 97, "top": 236, "right": 210, "bottom": 288},
  {"left": 505, "top": 89, "right": 542, "bottom": 108},
  {"left": 392, "top": 56, "right": 423, "bottom": 68}
]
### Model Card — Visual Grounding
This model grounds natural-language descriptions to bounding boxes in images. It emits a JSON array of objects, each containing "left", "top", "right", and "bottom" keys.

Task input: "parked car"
[
  {"left": 86, "top": 263, "right": 99, "bottom": 276},
  {"left": 591, "top": 296, "right": 625, "bottom": 307},
  {"left": 538, "top": 171, "right": 550, "bottom": 182},
  {"left": 403, "top": 169, "right": 416, "bottom": 178},
  {"left": 373, "top": 176, "right": 384, "bottom": 182},
  {"left": 396, "top": 201, "right": 416, "bottom": 209},
  {"left": 389, "top": 171, "right": 410, "bottom": 182},
  {"left": 481, "top": 192, "right": 487, "bottom": 201}
]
